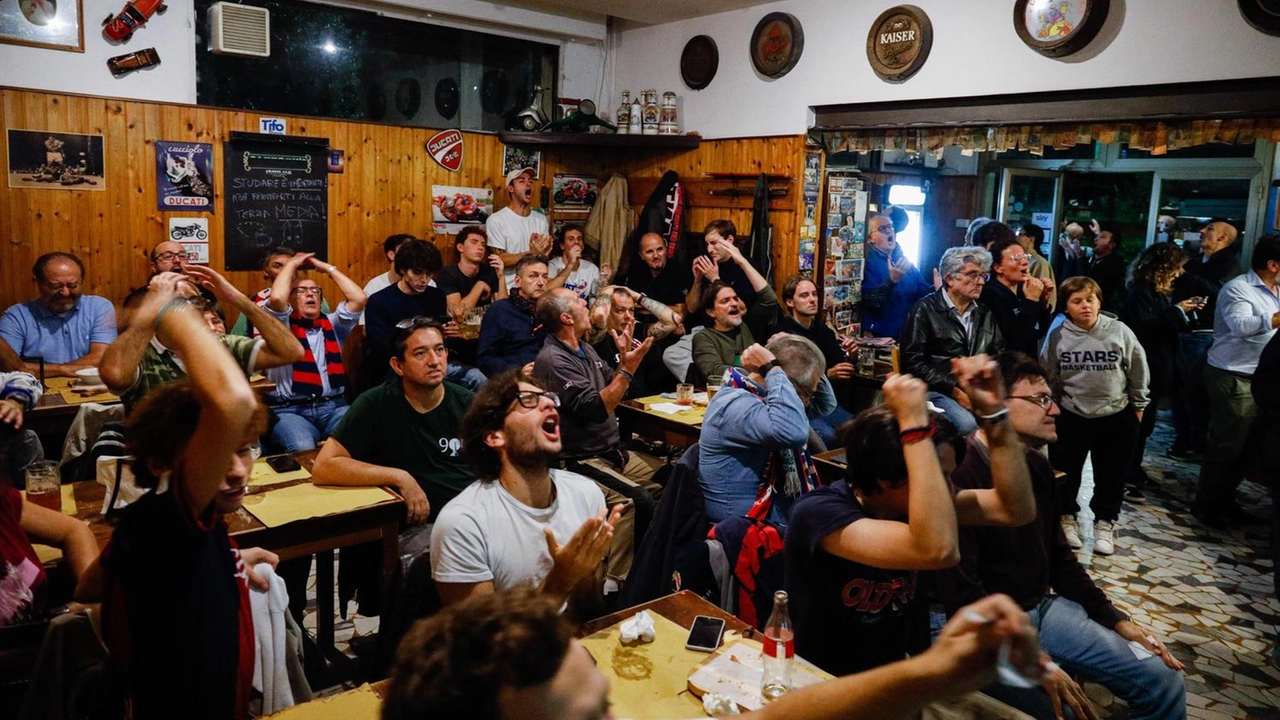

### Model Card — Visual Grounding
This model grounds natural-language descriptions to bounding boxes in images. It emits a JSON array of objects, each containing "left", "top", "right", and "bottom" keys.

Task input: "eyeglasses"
[
  {"left": 1004, "top": 253, "right": 1029, "bottom": 263},
  {"left": 1009, "top": 394, "right": 1058, "bottom": 410},
  {"left": 513, "top": 390, "right": 560, "bottom": 409},
  {"left": 870, "top": 224, "right": 894, "bottom": 234},
  {"left": 41, "top": 281, "right": 81, "bottom": 292},
  {"left": 956, "top": 271, "right": 988, "bottom": 282},
  {"left": 291, "top": 287, "right": 324, "bottom": 297},
  {"left": 154, "top": 251, "right": 184, "bottom": 262}
]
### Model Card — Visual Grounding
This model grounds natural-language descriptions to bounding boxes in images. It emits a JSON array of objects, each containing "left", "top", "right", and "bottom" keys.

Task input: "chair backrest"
[{"left": 342, "top": 324, "right": 366, "bottom": 401}]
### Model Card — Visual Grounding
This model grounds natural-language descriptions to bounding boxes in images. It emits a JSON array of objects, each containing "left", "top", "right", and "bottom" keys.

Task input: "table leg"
[
  {"left": 316, "top": 549, "right": 335, "bottom": 657},
  {"left": 380, "top": 521, "right": 400, "bottom": 616}
]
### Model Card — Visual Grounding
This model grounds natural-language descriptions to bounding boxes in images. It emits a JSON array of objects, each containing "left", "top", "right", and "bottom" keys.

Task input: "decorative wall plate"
[
  {"left": 395, "top": 78, "right": 421, "bottom": 119},
  {"left": 435, "top": 78, "right": 459, "bottom": 120},
  {"left": 866, "top": 5, "right": 933, "bottom": 83},
  {"left": 680, "top": 34, "right": 719, "bottom": 90},
  {"left": 750, "top": 12, "right": 804, "bottom": 79},
  {"left": 1239, "top": 0, "right": 1280, "bottom": 35},
  {"left": 1014, "top": 0, "right": 1111, "bottom": 57}
]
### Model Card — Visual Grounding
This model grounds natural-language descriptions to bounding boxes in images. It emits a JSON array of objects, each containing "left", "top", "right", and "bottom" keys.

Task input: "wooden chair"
[{"left": 342, "top": 324, "right": 365, "bottom": 403}]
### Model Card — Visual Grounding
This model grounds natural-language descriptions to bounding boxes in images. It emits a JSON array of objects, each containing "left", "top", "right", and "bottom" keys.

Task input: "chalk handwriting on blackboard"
[{"left": 223, "top": 134, "right": 329, "bottom": 271}]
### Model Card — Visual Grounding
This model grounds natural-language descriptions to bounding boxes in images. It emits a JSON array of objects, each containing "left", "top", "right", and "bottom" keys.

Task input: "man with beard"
[
  {"left": 688, "top": 221, "right": 774, "bottom": 332},
  {"left": 692, "top": 282, "right": 754, "bottom": 384},
  {"left": 262, "top": 251, "right": 366, "bottom": 452},
  {"left": 934, "top": 353, "right": 1186, "bottom": 720},
  {"left": 981, "top": 236, "right": 1054, "bottom": 357},
  {"left": 431, "top": 369, "right": 624, "bottom": 620},
  {"left": 1, "top": 252, "right": 116, "bottom": 378},
  {"left": 476, "top": 254, "right": 550, "bottom": 377},
  {"left": 487, "top": 168, "right": 553, "bottom": 289},
  {"left": 690, "top": 236, "right": 779, "bottom": 384},
  {"left": 861, "top": 213, "right": 933, "bottom": 339}
]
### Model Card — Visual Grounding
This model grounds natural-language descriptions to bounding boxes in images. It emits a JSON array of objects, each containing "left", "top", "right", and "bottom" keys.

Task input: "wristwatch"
[{"left": 758, "top": 360, "right": 779, "bottom": 375}]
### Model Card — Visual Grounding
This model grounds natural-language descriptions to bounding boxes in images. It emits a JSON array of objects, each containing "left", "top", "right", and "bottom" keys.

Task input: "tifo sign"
[
  {"left": 427, "top": 129, "right": 463, "bottom": 172},
  {"left": 749, "top": 12, "right": 804, "bottom": 80},
  {"left": 866, "top": 5, "right": 933, "bottom": 83},
  {"left": 259, "top": 117, "right": 287, "bottom": 135}
]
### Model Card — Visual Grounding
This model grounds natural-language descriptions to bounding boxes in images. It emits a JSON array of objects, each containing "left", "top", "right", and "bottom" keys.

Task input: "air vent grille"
[{"left": 209, "top": 3, "right": 270, "bottom": 58}]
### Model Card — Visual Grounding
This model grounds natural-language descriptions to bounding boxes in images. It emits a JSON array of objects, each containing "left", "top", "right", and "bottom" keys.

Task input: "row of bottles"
[{"left": 616, "top": 90, "right": 680, "bottom": 135}]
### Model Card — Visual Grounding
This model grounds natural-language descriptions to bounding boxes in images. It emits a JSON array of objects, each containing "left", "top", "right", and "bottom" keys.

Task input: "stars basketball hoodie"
[{"left": 1040, "top": 314, "right": 1150, "bottom": 418}]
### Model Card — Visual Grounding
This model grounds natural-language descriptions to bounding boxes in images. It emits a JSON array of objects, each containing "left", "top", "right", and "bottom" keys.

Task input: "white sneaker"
[
  {"left": 1094, "top": 520, "right": 1116, "bottom": 555},
  {"left": 1062, "top": 516, "right": 1082, "bottom": 549}
]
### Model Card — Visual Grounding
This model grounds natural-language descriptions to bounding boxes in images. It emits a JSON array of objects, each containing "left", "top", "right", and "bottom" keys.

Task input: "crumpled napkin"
[
  {"left": 618, "top": 610, "right": 656, "bottom": 644},
  {"left": 702, "top": 693, "right": 740, "bottom": 716}
]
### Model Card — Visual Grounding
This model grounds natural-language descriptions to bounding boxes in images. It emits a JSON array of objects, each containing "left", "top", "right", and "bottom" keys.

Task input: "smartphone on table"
[
  {"left": 265, "top": 455, "right": 303, "bottom": 473},
  {"left": 685, "top": 615, "right": 726, "bottom": 653}
]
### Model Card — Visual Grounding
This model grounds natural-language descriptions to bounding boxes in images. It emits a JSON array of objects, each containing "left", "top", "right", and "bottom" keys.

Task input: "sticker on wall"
[
  {"left": 680, "top": 35, "right": 719, "bottom": 90},
  {"left": 7, "top": 129, "right": 105, "bottom": 190},
  {"left": 155, "top": 141, "right": 213, "bottom": 210},
  {"left": 1238, "top": 0, "right": 1280, "bottom": 36},
  {"left": 502, "top": 146, "right": 541, "bottom": 180},
  {"left": 168, "top": 217, "right": 209, "bottom": 264},
  {"left": 259, "top": 117, "right": 287, "bottom": 135},
  {"left": 866, "top": 5, "right": 933, "bottom": 83},
  {"left": 750, "top": 12, "right": 804, "bottom": 79},
  {"left": 0, "top": 0, "right": 83, "bottom": 52},
  {"left": 432, "top": 185, "right": 493, "bottom": 235},
  {"left": 1014, "top": 0, "right": 1111, "bottom": 58},
  {"left": 427, "top": 130, "right": 463, "bottom": 172},
  {"left": 327, "top": 149, "right": 345, "bottom": 174}
]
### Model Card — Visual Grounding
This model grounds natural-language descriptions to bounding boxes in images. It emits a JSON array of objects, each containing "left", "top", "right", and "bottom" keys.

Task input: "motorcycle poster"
[
  {"left": 168, "top": 217, "right": 209, "bottom": 264},
  {"left": 7, "top": 129, "right": 105, "bottom": 190},
  {"left": 552, "top": 174, "right": 598, "bottom": 209},
  {"left": 155, "top": 140, "right": 214, "bottom": 210},
  {"left": 431, "top": 185, "right": 493, "bottom": 235}
]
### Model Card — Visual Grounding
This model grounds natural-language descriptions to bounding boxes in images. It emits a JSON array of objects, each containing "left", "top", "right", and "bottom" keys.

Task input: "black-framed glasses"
[
  {"left": 1009, "top": 394, "right": 1058, "bottom": 410},
  {"left": 513, "top": 390, "right": 560, "bottom": 409},
  {"left": 154, "top": 251, "right": 184, "bottom": 262},
  {"left": 292, "top": 287, "right": 324, "bottom": 296}
]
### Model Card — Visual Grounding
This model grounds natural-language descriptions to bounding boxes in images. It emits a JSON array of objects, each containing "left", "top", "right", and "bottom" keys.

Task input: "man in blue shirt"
[
  {"left": 861, "top": 214, "right": 933, "bottom": 340},
  {"left": 0, "top": 252, "right": 116, "bottom": 378},
  {"left": 1194, "top": 235, "right": 1280, "bottom": 529}
]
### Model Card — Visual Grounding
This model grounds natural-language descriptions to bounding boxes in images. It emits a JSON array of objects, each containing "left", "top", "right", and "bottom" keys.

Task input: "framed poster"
[
  {"left": 7, "top": 129, "right": 104, "bottom": 190},
  {"left": 156, "top": 141, "right": 214, "bottom": 210},
  {"left": 432, "top": 185, "right": 494, "bottom": 235},
  {"left": 0, "top": 0, "right": 83, "bottom": 52},
  {"left": 1014, "top": 0, "right": 1111, "bottom": 58},
  {"left": 552, "top": 174, "right": 598, "bottom": 209}
]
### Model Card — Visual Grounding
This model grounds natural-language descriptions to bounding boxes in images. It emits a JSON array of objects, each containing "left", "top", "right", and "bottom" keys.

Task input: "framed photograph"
[
  {"left": 8, "top": 129, "right": 104, "bottom": 190},
  {"left": 431, "top": 185, "right": 494, "bottom": 235},
  {"left": 1, "top": 0, "right": 84, "bottom": 52},
  {"left": 552, "top": 174, "right": 598, "bottom": 209},
  {"left": 1014, "top": 0, "right": 1110, "bottom": 58},
  {"left": 502, "top": 146, "right": 541, "bottom": 180}
]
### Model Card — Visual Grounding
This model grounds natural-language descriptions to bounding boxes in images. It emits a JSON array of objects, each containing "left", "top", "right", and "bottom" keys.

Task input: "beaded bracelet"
[
  {"left": 617, "top": 368, "right": 635, "bottom": 382},
  {"left": 899, "top": 422, "right": 936, "bottom": 445}
]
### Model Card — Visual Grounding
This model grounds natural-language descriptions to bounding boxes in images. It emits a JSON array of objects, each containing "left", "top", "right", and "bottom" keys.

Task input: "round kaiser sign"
[{"left": 866, "top": 5, "right": 933, "bottom": 83}]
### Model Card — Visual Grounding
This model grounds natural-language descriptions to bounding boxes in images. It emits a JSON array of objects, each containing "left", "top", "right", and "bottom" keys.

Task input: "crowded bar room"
[{"left": 1, "top": 0, "right": 1279, "bottom": 717}]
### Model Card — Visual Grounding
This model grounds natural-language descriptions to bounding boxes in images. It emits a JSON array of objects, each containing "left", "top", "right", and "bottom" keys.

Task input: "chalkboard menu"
[{"left": 223, "top": 132, "right": 329, "bottom": 271}]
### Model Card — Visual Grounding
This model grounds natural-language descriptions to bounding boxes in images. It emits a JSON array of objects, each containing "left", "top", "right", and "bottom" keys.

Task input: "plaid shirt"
[{"left": 122, "top": 335, "right": 261, "bottom": 412}]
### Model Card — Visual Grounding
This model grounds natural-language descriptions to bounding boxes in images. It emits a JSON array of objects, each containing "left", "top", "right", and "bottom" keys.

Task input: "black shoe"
[
  {"left": 1223, "top": 504, "right": 1268, "bottom": 525},
  {"left": 1124, "top": 485, "right": 1146, "bottom": 503},
  {"left": 1191, "top": 505, "right": 1228, "bottom": 530}
]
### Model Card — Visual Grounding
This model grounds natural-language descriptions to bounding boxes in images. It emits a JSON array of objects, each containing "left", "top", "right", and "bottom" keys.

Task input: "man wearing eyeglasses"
[
  {"left": 900, "top": 246, "right": 1005, "bottom": 435},
  {"left": 262, "top": 251, "right": 366, "bottom": 452},
  {"left": 982, "top": 235, "right": 1054, "bottom": 357},
  {"left": 933, "top": 352, "right": 1186, "bottom": 720},
  {"left": 0, "top": 252, "right": 117, "bottom": 378},
  {"left": 861, "top": 213, "right": 934, "bottom": 339},
  {"left": 148, "top": 241, "right": 188, "bottom": 275},
  {"left": 431, "top": 369, "right": 624, "bottom": 620}
]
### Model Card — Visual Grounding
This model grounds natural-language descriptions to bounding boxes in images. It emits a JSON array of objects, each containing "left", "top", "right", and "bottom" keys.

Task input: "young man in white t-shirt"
[
  {"left": 547, "top": 223, "right": 607, "bottom": 302},
  {"left": 486, "top": 167, "right": 552, "bottom": 288},
  {"left": 430, "top": 368, "right": 622, "bottom": 620}
]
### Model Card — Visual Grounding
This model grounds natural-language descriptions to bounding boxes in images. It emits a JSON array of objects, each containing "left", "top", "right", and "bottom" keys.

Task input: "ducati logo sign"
[{"left": 427, "top": 130, "right": 463, "bottom": 172}]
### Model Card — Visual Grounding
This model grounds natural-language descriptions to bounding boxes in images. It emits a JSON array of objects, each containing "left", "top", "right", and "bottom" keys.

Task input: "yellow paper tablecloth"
[
  {"left": 250, "top": 458, "right": 311, "bottom": 487},
  {"left": 24, "top": 485, "right": 80, "bottom": 564},
  {"left": 631, "top": 395, "right": 707, "bottom": 426},
  {"left": 262, "top": 683, "right": 381, "bottom": 718},
  {"left": 241, "top": 484, "right": 393, "bottom": 528},
  {"left": 21, "top": 484, "right": 78, "bottom": 514}
]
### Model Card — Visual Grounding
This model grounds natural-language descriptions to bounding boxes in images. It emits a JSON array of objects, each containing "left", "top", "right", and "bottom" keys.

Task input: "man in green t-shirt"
[{"left": 312, "top": 318, "right": 475, "bottom": 527}]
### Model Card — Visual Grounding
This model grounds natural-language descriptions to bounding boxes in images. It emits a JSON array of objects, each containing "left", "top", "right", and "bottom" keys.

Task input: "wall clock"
[{"left": 1014, "top": 0, "right": 1111, "bottom": 57}]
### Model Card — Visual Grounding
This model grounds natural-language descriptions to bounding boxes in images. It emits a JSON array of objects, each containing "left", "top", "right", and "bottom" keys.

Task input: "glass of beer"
[
  {"left": 676, "top": 383, "right": 695, "bottom": 406},
  {"left": 460, "top": 306, "right": 484, "bottom": 340},
  {"left": 25, "top": 460, "right": 62, "bottom": 512}
]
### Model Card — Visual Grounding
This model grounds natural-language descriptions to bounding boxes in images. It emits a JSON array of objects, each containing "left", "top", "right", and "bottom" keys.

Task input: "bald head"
[
  {"left": 151, "top": 240, "right": 186, "bottom": 274},
  {"left": 638, "top": 232, "right": 667, "bottom": 273},
  {"left": 1200, "top": 222, "right": 1238, "bottom": 256}
]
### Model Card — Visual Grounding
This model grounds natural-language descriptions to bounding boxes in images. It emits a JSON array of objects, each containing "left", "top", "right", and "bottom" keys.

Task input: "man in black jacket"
[
  {"left": 1087, "top": 230, "right": 1127, "bottom": 313},
  {"left": 900, "top": 246, "right": 1005, "bottom": 434},
  {"left": 981, "top": 236, "right": 1054, "bottom": 357},
  {"left": 933, "top": 353, "right": 1186, "bottom": 720}
]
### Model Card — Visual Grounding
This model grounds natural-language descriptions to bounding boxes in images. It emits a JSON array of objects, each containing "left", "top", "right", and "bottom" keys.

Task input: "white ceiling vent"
[{"left": 209, "top": 3, "right": 270, "bottom": 58}]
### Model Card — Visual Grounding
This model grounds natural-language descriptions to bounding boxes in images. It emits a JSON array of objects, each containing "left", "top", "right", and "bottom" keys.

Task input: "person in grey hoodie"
[{"left": 1040, "top": 276, "right": 1149, "bottom": 556}]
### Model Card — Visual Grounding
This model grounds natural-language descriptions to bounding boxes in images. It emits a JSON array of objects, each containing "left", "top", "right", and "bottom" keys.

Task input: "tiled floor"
[{"left": 300, "top": 417, "right": 1279, "bottom": 718}]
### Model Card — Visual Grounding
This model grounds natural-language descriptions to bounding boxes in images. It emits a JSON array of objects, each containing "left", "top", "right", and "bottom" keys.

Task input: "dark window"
[
  {"left": 1119, "top": 142, "right": 1257, "bottom": 160},
  {"left": 194, "top": 0, "right": 557, "bottom": 131},
  {"left": 995, "top": 143, "right": 1100, "bottom": 161}
]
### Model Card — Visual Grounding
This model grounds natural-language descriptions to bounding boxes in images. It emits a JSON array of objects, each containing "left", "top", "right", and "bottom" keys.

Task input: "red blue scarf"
[{"left": 289, "top": 312, "right": 345, "bottom": 396}]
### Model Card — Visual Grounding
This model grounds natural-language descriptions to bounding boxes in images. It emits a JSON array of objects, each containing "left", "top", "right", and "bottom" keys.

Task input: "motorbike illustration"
[
  {"left": 553, "top": 178, "right": 597, "bottom": 206},
  {"left": 170, "top": 224, "right": 208, "bottom": 241}
]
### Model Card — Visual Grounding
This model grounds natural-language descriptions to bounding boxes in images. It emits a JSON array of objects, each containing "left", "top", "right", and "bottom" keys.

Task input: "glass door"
[{"left": 998, "top": 168, "right": 1063, "bottom": 262}]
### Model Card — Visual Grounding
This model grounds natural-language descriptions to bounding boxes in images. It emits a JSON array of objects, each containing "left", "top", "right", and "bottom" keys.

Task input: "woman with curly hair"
[{"left": 1122, "top": 243, "right": 1207, "bottom": 499}]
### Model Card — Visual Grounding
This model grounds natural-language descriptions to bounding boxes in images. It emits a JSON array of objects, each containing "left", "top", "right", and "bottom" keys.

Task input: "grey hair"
[
  {"left": 534, "top": 289, "right": 579, "bottom": 328},
  {"left": 766, "top": 335, "right": 826, "bottom": 389},
  {"left": 939, "top": 246, "right": 992, "bottom": 284}
]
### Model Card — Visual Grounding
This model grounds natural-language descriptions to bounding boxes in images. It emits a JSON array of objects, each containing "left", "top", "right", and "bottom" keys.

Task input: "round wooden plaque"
[
  {"left": 1240, "top": 0, "right": 1280, "bottom": 36},
  {"left": 681, "top": 35, "right": 720, "bottom": 90},
  {"left": 1013, "top": 0, "right": 1111, "bottom": 57},
  {"left": 866, "top": 5, "right": 933, "bottom": 83},
  {"left": 750, "top": 12, "right": 804, "bottom": 79}
]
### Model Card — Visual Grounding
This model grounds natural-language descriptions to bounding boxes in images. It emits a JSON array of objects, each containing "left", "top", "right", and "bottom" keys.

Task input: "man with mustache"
[{"left": 0, "top": 252, "right": 117, "bottom": 378}]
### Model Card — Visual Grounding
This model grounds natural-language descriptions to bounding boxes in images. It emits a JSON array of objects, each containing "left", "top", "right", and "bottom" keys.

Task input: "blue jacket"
[
  {"left": 476, "top": 298, "right": 546, "bottom": 377},
  {"left": 861, "top": 245, "right": 932, "bottom": 340}
]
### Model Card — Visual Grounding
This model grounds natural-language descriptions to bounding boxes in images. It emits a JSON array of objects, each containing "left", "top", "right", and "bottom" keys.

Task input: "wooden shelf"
[{"left": 497, "top": 131, "right": 701, "bottom": 149}]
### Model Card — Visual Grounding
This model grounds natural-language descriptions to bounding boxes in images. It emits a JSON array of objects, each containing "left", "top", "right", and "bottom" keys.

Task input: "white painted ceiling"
[{"left": 497, "top": 0, "right": 782, "bottom": 25}]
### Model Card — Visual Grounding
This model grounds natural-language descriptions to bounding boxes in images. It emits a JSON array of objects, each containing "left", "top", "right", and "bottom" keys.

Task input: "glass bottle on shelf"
[
  {"left": 628, "top": 93, "right": 642, "bottom": 134},
  {"left": 641, "top": 89, "right": 660, "bottom": 135},
  {"left": 761, "top": 590, "right": 793, "bottom": 701},
  {"left": 616, "top": 91, "right": 631, "bottom": 135}
]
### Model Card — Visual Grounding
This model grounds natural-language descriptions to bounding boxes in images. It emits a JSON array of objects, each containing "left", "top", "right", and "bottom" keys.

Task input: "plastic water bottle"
[{"left": 761, "top": 590, "right": 793, "bottom": 701}]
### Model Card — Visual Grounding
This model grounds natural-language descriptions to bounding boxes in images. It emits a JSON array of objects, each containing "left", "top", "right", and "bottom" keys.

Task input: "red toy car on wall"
[{"left": 103, "top": 0, "right": 168, "bottom": 42}]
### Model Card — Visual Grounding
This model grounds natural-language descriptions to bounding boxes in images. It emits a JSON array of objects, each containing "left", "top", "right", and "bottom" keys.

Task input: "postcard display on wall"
[
  {"left": 799, "top": 148, "right": 822, "bottom": 273},
  {"left": 822, "top": 173, "right": 867, "bottom": 336}
]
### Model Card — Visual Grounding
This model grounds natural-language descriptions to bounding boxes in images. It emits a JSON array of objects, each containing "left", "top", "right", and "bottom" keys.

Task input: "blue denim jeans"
[
  {"left": 269, "top": 397, "right": 348, "bottom": 452},
  {"left": 446, "top": 362, "right": 486, "bottom": 391},
  {"left": 810, "top": 404, "right": 855, "bottom": 448},
  {"left": 926, "top": 391, "right": 978, "bottom": 435}
]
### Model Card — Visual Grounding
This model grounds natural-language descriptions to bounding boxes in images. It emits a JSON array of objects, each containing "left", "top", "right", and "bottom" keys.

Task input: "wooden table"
[
  {"left": 61, "top": 451, "right": 403, "bottom": 663},
  {"left": 814, "top": 448, "right": 847, "bottom": 485},
  {"left": 617, "top": 394, "right": 707, "bottom": 448}
]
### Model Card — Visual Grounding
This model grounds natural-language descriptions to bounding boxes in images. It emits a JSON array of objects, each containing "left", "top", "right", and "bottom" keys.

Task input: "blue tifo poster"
[{"left": 155, "top": 141, "right": 214, "bottom": 211}]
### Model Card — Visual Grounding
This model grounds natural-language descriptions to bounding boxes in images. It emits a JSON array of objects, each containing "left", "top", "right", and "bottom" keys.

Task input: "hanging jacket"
[
  {"left": 744, "top": 173, "right": 773, "bottom": 284},
  {"left": 584, "top": 174, "right": 632, "bottom": 274}
]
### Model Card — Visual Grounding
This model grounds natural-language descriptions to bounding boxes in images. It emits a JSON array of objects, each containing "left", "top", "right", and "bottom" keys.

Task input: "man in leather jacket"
[{"left": 899, "top": 246, "right": 1005, "bottom": 434}]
